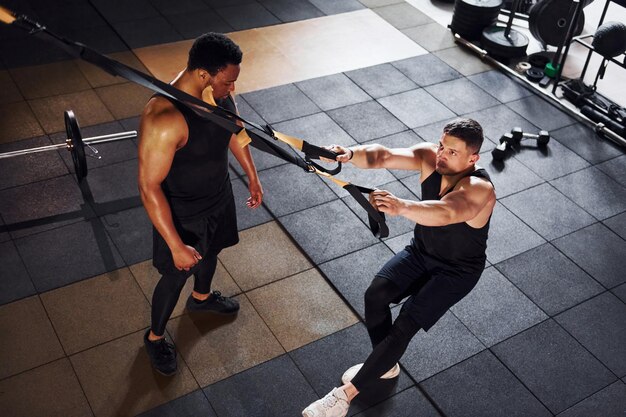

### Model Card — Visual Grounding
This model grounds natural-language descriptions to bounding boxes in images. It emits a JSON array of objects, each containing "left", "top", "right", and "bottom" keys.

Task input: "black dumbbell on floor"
[{"left": 510, "top": 127, "right": 550, "bottom": 146}]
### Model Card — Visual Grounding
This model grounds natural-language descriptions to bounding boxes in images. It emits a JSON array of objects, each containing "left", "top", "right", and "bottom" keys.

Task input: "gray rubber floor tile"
[
  {"left": 259, "top": 0, "right": 324, "bottom": 22},
  {"left": 83, "top": 159, "right": 140, "bottom": 208},
  {"left": 290, "top": 323, "right": 414, "bottom": 416},
  {"left": 345, "top": 63, "right": 417, "bottom": 99},
  {"left": 166, "top": 10, "right": 233, "bottom": 39},
  {"left": 507, "top": 95, "right": 577, "bottom": 132},
  {"left": 401, "top": 311, "right": 485, "bottom": 382},
  {"left": 603, "top": 211, "right": 626, "bottom": 239},
  {"left": 0, "top": 175, "right": 94, "bottom": 239},
  {"left": 308, "top": 0, "right": 365, "bottom": 13},
  {"left": 91, "top": 0, "right": 160, "bottom": 23},
  {"left": 272, "top": 112, "right": 356, "bottom": 148},
  {"left": 513, "top": 137, "right": 591, "bottom": 181},
  {"left": 425, "top": 78, "right": 499, "bottom": 115},
  {"left": 258, "top": 164, "right": 337, "bottom": 217},
  {"left": 328, "top": 100, "right": 407, "bottom": 143},
  {"left": 481, "top": 153, "right": 544, "bottom": 198},
  {"left": 342, "top": 180, "right": 417, "bottom": 239},
  {"left": 242, "top": 84, "right": 320, "bottom": 124},
  {"left": 363, "top": 130, "right": 424, "bottom": 180},
  {"left": 231, "top": 178, "right": 273, "bottom": 231},
  {"left": 102, "top": 206, "right": 152, "bottom": 265},
  {"left": 556, "top": 381, "right": 626, "bottom": 417},
  {"left": 485, "top": 202, "right": 546, "bottom": 264},
  {"left": 553, "top": 222, "right": 626, "bottom": 288},
  {"left": 433, "top": 46, "right": 494, "bottom": 76},
  {"left": 0, "top": 241, "right": 35, "bottom": 306},
  {"left": 64, "top": 25, "right": 128, "bottom": 55},
  {"left": 378, "top": 89, "right": 456, "bottom": 129},
  {"left": 551, "top": 124, "right": 624, "bottom": 165},
  {"left": 204, "top": 0, "right": 256, "bottom": 6},
  {"left": 500, "top": 183, "right": 596, "bottom": 241},
  {"left": 15, "top": 219, "right": 126, "bottom": 292},
  {"left": 296, "top": 73, "right": 370, "bottom": 111},
  {"left": 137, "top": 390, "right": 216, "bottom": 417},
  {"left": 319, "top": 243, "right": 394, "bottom": 317},
  {"left": 491, "top": 319, "right": 616, "bottom": 415},
  {"left": 461, "top": 104, "right": 537, "bottom": 146},
  {"left": 326, "top": 162, "right": 396, "bottom": 198},
  {"left": 596, "top": 154, "right": 626, "bottom": 188},
  {"left": 452, "top": 267, "right": 547, "bottom": 346},
  {"left": 235, "top": 96, "right": 266, "bottom": 126},
  {"left": 228, "top": 144, "right": 287, "bottom": 175},
  {"left": 0, "top": 214, "right": 8, "bottom": 243},
  {"left": 383, "top": 231, "right": 412, "bottom": 254},
  {"left": 280, "top": 199, "right": 379, "bottom": 264},
  {"left": 353, "top": 386, "right": 440, "bottom": 417},
  {"left": 612, "top": 282, "right": 626, "bottom": 303},
  {"left": 551, "top": 166, "right": 626, "bottom": 220},
  {"left": 215, "top": 2, "right": 281, "bottom": 31},
  {"left": 112, "top": 17, "right": 183, "bottom": 49},
  {"left": 401, "top": 22, "right": 456, "bottom": 52},
  {"left": 0, "top": 136, "right": 69, "bottom": 191},
  {"left": 360, "top": 0, "right": 404, "bottom": 6},
  {"left": 422, "top": 350, "right": 552, "bottom": 417},
  {"left": 373, "top": 3, "right": 433, "bottom": 29},
  {"left": 392, "top": 54, "right": 462, "bottom": 87},
  {"left": 149, "top": 0, "right": 210, "bottom": 16},
  {"left": 467, "top": 70, "right": 534, "bottom": 103},
  {"left": 397, "top": 173, "right": 422, "bottom": 200},
  {"left": 496, "top": 243, "right": 604, "bottom": 316},
  {"left": 556, "top": 292, "right": 626, "bottom": 377},
  {"left": 204, "top": 355, "right": 318, "bottom": 417}
]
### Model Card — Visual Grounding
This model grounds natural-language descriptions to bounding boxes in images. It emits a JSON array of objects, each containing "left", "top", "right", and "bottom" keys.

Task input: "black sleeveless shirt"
[
  {"left": 158, "top": 94, "right": 236, "bottom": 221},
  {"left": 412, "top": 168, "right": 493, "bottom": 272}
]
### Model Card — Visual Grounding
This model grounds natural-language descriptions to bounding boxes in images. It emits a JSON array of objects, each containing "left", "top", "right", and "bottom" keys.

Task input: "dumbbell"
[{"left": 510, "top": 127, "right": 550, "bottom": 146}]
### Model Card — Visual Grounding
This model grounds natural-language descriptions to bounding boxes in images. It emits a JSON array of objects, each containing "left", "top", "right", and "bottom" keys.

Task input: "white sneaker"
[
  {"left": 302, "top": 387, "right": 350, "bottom": 417},
  {"left": 341, "top": 362, "right": 400, "bottom": 385}
]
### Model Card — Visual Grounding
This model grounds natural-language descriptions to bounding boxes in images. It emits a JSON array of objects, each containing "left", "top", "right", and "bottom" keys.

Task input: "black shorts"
[
  {"left": 376, "top": 241, "right": 484, "bottom": 331},
  {"left": 152, "top": 195, "right": 238, "bottom": 277}
]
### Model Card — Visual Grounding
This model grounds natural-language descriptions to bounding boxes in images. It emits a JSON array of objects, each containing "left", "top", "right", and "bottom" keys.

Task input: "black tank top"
[
  {"left": 157, "top": 94, "right": 236, "bottom": 220},
  {"left": 412, "top": 168, "right": 493, "bottom": 271}
]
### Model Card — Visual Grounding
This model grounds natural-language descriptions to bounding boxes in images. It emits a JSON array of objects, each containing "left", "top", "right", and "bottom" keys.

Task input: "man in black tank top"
[
  {"left": 137, "top": 33, "right": 264, "bottom": 376},
  {"left": 303, "top": 119, "right": 496, "bottom": 417}
]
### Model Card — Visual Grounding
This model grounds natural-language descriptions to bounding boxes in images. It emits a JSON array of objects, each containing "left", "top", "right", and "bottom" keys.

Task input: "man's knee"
[{"left": 364, "top": 276, "right": 397, "bottom": 309}]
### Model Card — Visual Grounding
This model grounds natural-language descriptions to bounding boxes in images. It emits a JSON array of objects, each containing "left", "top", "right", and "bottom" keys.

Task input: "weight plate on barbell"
[
  {"left": 64, "top": 110, "right": 88, "bottom": 182},
  {"left": 529, "top": 0, "right": 585, "bottom": 47},
  {"left": 481, "top": 25, "right": 529, "bottom": 58}
]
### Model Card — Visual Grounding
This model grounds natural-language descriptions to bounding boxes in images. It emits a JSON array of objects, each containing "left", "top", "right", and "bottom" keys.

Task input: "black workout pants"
[{"left": 150, "top": 250, "right": 219, "bottom": 336}]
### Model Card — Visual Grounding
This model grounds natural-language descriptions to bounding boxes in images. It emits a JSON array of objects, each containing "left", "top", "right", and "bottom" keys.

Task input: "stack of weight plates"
[{"left": 450, "top": 0, "right": 503, "bottom": 40}]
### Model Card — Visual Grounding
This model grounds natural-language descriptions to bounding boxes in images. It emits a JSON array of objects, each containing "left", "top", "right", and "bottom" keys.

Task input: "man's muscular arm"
[{"left": 326, "top": 142, "right": 436, "bottom": 172}]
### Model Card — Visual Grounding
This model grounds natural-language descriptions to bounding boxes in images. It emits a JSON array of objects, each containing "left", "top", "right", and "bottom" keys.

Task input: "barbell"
[{"left": 0, "top": 110, "right": 137, "bottom": 181}]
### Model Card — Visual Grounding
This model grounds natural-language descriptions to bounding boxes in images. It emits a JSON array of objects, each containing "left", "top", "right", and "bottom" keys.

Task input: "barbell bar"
[{"left": 0, "top": 110, "right": 137, "bottom": 182}]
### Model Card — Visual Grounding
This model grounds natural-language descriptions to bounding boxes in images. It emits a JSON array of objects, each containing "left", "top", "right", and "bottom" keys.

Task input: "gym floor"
[{"left": 1, "top": 1, "right": 625, "bottom": 416}]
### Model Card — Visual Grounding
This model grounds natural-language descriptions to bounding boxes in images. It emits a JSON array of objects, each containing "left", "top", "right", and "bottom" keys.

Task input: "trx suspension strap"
[{"left": 0, "top": 5, "right": 388, "bottom": 238}]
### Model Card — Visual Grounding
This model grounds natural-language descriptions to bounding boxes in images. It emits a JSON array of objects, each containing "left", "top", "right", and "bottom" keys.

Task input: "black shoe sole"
[
  {"left": 153, "top": 367, "right": 177, "bottom": 377},
  {"left": 186, "top": 307, "right": 240, "bottom": 316}
]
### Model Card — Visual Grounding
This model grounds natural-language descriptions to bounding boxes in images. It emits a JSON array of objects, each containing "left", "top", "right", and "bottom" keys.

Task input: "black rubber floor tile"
[
  {"left": 363, "top": 130, "right": 424, "bottom": 180},
  {"left": 378, "top": 89, "right": 456, "bottom": 129},
  {"left": 461, "top": 104, "right": 539, "bottom": 145},
  {"left": 0, "top": 241, "right": 35, "bottom": 306},
  {"left": 242, "top": 84, "right": 320, "bottom": 124},
  {"left": 149, "top": 0, "right": 211, "bottom": 16},
  {"left": 102, "top": 206, "right": 152, "bottom": 265},
  {"left": 373, "top": 3, "right": 433, "bottom": 29},
  {"left": 556, "top": 292, "right": 626, "bottom": 377},
  {"left": 166, "top": 10, "right": 233, "bottom": 39},
  {"left": 328, "top": 100, "right": 407, "bottom": 142},
  {"left": 345, "top": 63, "right": 417, "bottom": 100},
  {"left": 513, "top": 137, "right": 591, "bottom": 181},
  {"left": 401, "top": 311, "right": 485, "bottom": 382},
  {"left": 15, "top": 219, "right": 126, "bottom": 292},
  {"left": 215, "top": 2, "right": 281, "bottom": 30},
  {"left": 228, "top": 143, "right": 288, "bottom": 175},
  {"left": 0, "top": 214, "right": 8, "bottom": 243},
  {"left": 1, "top": 35, "right": 73, "bottom": 68},
  {"left": 603, "top": 211, "right": 626, "bottom": 240},
  {"left": 481, "top": 152, "right": 544, "bottom": 198},
  {"left": 231, "top": 178, "right": 273, "bottom": 230},
  {"left": 0, "top": 175, "right": 94, "bottom": 239},
  {"left": 467, "top": 70, "right": 534, "bottom": 103},
  {"left": 308, "top": 0, "right": 365, "bottom": 14},
  {"left": 91, "top": 0, "right": 160, "bottom": 23},
  {"left": 83, "top": 159, "right": 140, "bottom": 209},
  {"left": 553, "top": 222, "right": 626, "bottom": 288},
  {"left": 500, "top": 183, "right": 596, "bottom": 241},
  {"left": 112, "top": 17, "right": 183, "bottom": 49},
  {"left": 296, "top": 73, "right": 370, "bottom": 111},
  {"left": 597, "top": 154, "right": 626, "bottom": 188},
  {"left": 353, "top": 386, "right": 439, "bottom": 417},
  {"left": 280, "top": 199, "right": 379, "bottom": 264},
  {"left": 557, "top": 381, "right": 626, "bottom": 417},
  {"left": 383, "top": 231, "right": 412, "bottom": 254},
  {"left": 0, "top": 136, "right": 69, "bottom": 191},
  {"left": 234, "top": 96, "right": 266, "bottom": 126},
  {"left": 63, "top": 25, "right": 128, "bottom": 55},
  {"left": 319, "top": 243, "right": 394, "bottom": 317},
  {"left": 491, "top": 319, "right": 616, "bottom": 415},
  {"left": 391, "top": 54, "right": 462, "bottom": 87},
  {"left": 204, "top": 354, "right": 318, "bottom": 417},
  {"left": 551, "top": 124, "right": 623, "bottom": 165},
  {"left": 551, "top": 166, "right": 626, "bottom": 220},
  {"left": 507, "top": 95, "right": 577, "bottom": 132},
  {"left": 290, "top": 323, "right": 414, "bottom": 416},
  {"left": 325, "top": 162, "right": 396, "bottom": 198},
  {"left": 496, "top": 243, "right": 604, "bottom": 316},
  {"left": 259, "top": 0, "right": 324, "bottom": 22},
  {"left": 612, "top": 282, "right": 626, "bottom": 304},
  {"left": 451, "top": 267, "right": 547, "bottom": 347},
  {"left": 422, "top": 349, "right": 552, "bottom": 417},
  {"left": 258, "top": 164, "right": 337, "bottom": 217},
  {"left": 485, "top": 202, "right": 546, "bottom": 264},
  {"left": 137, "top": 390, "right": 215, "bottom": 417},
  {"left": 272, "top": 112, "right": 356, "bottom": 148},
  {"left": 397, "top": 173, "right": 422, "bottom": 200},
  {"left": 425, "top": 78, "right": 499, "bottom": 115}
]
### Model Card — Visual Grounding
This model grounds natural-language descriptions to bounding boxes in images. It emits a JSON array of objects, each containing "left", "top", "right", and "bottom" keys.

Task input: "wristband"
[{"left": 348, "top": 148, "right": 354, "bottom": 160}]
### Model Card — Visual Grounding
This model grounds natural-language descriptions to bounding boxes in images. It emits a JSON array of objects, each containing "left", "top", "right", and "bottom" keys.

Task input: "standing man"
[
  {"left": 138, "top": 33, "right": 263, "bottom": 376},
  {"left": 303, "top": 119, "right": 495, "bottom": 417}
]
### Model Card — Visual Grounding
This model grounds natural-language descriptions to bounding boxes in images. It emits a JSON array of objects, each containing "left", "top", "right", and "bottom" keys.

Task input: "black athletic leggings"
[
  {"left": 351, "top": 276, "right": 421, "bottom": 391},
  {"left": 151, "top": 250, "right": 219, "bottom": 336}
]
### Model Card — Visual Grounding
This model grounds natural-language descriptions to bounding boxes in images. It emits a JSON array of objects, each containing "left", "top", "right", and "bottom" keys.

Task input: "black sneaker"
[
  {"left": 144, "top": 330, "right": 177, "bottom": 376},
  {"left": 186, "top": 291, "right": 240, "bottom": 315}
]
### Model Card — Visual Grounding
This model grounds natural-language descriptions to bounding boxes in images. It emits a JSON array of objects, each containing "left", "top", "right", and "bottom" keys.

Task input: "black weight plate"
[
  {"left": 452, "top": 12, "right": 500, "bottom": 24},
  {"left": 454, "top": 5, "right": 502, "bottom": 18},
  {"left": 481, "top": 25, "right": 529, "bottom": 57},
  {"left": 525, "top": 67, "right": 544, "bottom": 81},
  {"left": 64, "top": 110, "right": 88, "bottom": 182},
  {"left": 527, "top": 51, "right": 551, "bottom": 68},
  {"left": 456, "top": 0, "right": 503, "bottom": 11},
  {"left": 529, "top": 0, "right": 585, "bottom": 46}
]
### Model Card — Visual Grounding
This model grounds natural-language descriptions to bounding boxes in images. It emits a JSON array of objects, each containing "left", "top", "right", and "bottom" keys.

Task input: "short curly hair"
[
  {"left": 187, "top": 33, "right": 242, "bottom": 75},
  {"left": 442, "top": 118, "right": 484, "bottom": 154}
]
